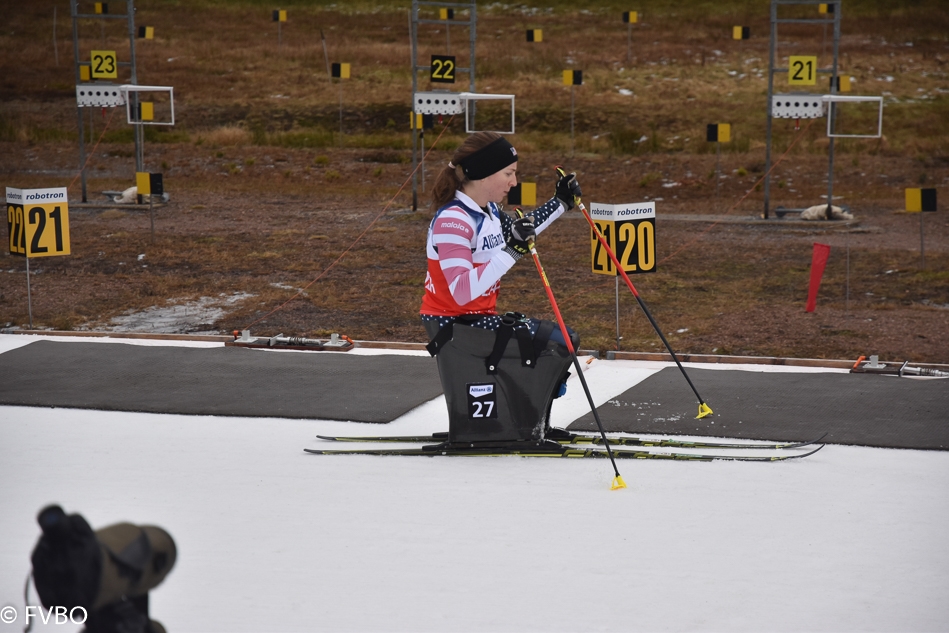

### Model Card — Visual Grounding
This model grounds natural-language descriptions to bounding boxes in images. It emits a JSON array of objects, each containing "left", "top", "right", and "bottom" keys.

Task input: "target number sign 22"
[
  {"left": 589, "top": 202, "right": 656, "bottom": 276},
  {"left": 430, "top": 55, "right": 456, "bottom": 83},
  {"left": 6, "top": 187, "right": 71, "bottom": 258}
]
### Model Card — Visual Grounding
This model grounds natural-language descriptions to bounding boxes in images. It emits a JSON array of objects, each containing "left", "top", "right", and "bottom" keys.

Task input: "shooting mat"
[
  {"left": 567, "top": 367, "right": 949, "bottom": 450},
  {"left": 0, "top": 341, "right": 442, "bottom": 423}
]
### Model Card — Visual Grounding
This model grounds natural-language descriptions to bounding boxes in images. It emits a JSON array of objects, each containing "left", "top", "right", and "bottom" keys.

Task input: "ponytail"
[{"left": 430, "top": 163, "right": 466, "bottom": 212}]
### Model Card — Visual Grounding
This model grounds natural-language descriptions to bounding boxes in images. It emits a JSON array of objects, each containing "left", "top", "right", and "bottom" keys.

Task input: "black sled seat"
[{"left": 424, "top": 317, "right": 575, "bottom": 448}]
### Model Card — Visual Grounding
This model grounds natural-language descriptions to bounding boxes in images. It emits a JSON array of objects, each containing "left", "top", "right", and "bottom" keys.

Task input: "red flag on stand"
[{"left": 806, "top": 243, "right": 831, "bottom": 312}]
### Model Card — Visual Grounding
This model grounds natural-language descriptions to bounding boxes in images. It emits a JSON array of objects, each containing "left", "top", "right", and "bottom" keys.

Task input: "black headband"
[{"left": 458, "top": 137, "right": 518, "bottom": 180}]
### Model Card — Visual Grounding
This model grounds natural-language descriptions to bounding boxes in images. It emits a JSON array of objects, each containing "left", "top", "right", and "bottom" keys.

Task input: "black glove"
[
  {"left": 555, "top": 172, "right": 582, "bottom": 211},
  {"left": 504, "top": 215, "right": 535, "bottom": 260}
]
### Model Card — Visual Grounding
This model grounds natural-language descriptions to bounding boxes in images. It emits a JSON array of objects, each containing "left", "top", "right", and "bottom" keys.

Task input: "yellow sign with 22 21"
[{"left": 6, "top": 187, "right": 71, "bottom": 258}]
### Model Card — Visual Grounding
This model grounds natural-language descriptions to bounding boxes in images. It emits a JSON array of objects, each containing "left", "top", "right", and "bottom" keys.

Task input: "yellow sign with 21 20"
[{"left": 589, "top": 202, "right": 656, "bottom": 276}]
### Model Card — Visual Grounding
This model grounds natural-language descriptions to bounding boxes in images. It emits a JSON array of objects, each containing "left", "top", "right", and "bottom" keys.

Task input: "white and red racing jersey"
[{"left": 420, "top": 190, "right": 565, "bottom": 317}]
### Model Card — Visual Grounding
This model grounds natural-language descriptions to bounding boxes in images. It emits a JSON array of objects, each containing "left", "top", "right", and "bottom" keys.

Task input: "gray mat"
[
  {"left": 568, "top": 367, "right": 949, "bottom": 450},
  {"left": 0, "top": 341, "right": 442, "bottom": 423}
]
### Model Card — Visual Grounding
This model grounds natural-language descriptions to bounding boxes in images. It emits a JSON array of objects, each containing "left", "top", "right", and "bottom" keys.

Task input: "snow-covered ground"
[{"left": 1, "top": 334, "right": 947, "bottom": 632}]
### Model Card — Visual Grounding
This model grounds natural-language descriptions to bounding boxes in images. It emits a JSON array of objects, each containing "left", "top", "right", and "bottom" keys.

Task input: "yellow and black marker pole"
[
  {"left": 556, "top": 167, "right": 713, "bottom": 419},
  {"left": 514, "top": 208, "right": 626, "bottom": 490}
]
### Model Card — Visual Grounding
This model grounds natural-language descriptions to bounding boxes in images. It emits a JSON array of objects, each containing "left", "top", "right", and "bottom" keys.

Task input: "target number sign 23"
[
  {"left": 589, "top": 202, "right": 656, "bottom": 276},
  {"left": 91, "top": 50, "right": 118, "bottom": 79},
  {"left": 6, "top": 187, "right": 71, "bottom": 257}
]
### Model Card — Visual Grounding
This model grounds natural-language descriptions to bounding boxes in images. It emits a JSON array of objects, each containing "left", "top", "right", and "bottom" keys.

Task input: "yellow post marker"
[
  {"left": 439, "top": 8, "right": 454, "bottom": 20},
  {"left": 94, "top": 2, "right": 108, "bottom": 14},
  {"left": 905, "top": 188, "right": 937, "bottom": 213},
  {"left": 136, "top": 172, "right": 152, "bottom": 196},
  {"left": 733, "top": 26, "right": 750, "bottom": 40},
  {"left": 331, "top": 64, "right": 351, "bottom": 136},
  {"left": 410, "top": 113, "right": 433, "bottom": 130},
  {"left": 623, "top": 12, "right": 638, "bottom": 64},
  {"left": 905, "top": 188, "right": 937, "bottom": 268},
  {"left": 90, "top": 51, "right": 118, "bottom": 79},
  {"left": 788, "top": 55, "right": 818, "bottom": 85},
  {"left": 136, "top": 173, "right": 164, "bottom": 242},
  {"left": 507, "top": 183, "right": 536, "bottom": 207},
  {"left": 273, "top": 9, "right": 287, "bottom": 47},
  {"left": 707, "top": 124, "right": 731, "bottom": 203},
  {"left": 906, "top": 189, "right": 922, "bottom": 213},
  {"left": 138, "top": 26, "right": 155, "bottom": 39},
  {"left": 79, "top": 65, "right": 91, "bottom": 81},
  {"left": 563, "top": 70, "right": 582, "bottom": 85},
  {"left": 830, "top": 75, "right": 850, "bottom": 92},
  {"left": 526, "top": 29, "right": 542, "bottom": 42},
  {"left": 139, "top": 102, "right": 154, "bottom": 122}
]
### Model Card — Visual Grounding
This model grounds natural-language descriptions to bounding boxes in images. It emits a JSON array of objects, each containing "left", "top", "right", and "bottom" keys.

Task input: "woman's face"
[{"left": 464, "top": 162, "right": 518, "bottom": 207}]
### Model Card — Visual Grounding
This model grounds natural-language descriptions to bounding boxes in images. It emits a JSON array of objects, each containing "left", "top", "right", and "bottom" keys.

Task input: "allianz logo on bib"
[
  {"left": 469, "top": 384, "right": 494, "bottom": 397},
  {"left": 482, "top": 233, "right": 504, "bottom": 250}
]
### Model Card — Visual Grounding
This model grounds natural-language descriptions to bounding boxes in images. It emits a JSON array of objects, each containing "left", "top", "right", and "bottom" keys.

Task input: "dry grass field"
[{"left": 1, "top": 0, "right": 948, "bottom": 363}]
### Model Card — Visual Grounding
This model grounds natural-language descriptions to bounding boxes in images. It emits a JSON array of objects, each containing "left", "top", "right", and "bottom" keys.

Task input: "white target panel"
[
  {"left": 76, "top": 84, "right": 127, "bottom": 108},
  {"left": 412, "top": 91, "right": 515, "bottom": 134},
  {"left": 413, "top": 92, "right": 465, "bottom": 115},
  {"left": 771, "top": 94, "right": 826, "bottom": 119}
]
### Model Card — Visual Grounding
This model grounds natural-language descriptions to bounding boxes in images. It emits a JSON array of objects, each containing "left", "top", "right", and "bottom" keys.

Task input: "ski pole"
[
  {"left": 556, "top": 167, "right": 713, "bottom": 419},
  {"left": 514, "top": 209, "right": 626, "bottom": 490}
]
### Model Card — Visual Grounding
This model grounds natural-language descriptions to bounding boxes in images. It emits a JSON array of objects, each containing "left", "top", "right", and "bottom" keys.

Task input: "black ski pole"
[
  {"left": 515, "top": 209, "right": 626, "bottom": 490},
  {"left": 556, "top": 166, "right": 713, "bottom": 419}
]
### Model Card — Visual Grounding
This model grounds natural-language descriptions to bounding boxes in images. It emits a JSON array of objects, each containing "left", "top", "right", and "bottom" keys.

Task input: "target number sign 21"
[
  {"left": 788, "top": 56, "right": 818, "bottom": 85},
  {"left": 589, "top": 202, "right": 656, "bottom": 276},
  {"left": 6, "top": 187, "right": 71, "bottom": 257}
]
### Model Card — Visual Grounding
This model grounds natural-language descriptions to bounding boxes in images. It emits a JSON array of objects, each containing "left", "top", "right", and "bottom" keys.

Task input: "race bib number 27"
[{"left": 467, "top": 383, "right": 497, "bottom": 419}]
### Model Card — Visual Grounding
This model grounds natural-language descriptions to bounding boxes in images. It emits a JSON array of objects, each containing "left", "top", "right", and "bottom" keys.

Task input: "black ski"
[
  {"left": 304, "top": 444, "right": 825, "bottom": 462},
  {"left": 315, "top": 431, "right": 827, "bottom": 451}
]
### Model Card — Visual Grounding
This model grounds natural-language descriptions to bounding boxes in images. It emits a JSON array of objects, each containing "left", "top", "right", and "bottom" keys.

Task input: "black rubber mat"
[
  {"left": 0, "top": 341, "right": 442, "bottom": 423},
  {"left": 567, "top": 367, "right": 949, "bottom": 450}
]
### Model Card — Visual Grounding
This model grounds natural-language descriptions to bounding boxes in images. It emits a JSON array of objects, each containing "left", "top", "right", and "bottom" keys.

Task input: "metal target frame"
[
  {"left": 71, "top": 0, "right": 142, "bottom": 202},
  {"left": 763, "top": 0, "right": 840, "bottom": 219},
  {"left": 120, "top": 85, "right": 176, "bottom": 126},
  {"left": 409, "top": 0, "right": 478, "bottom": 211},
  {"left": 823, "top": 94, "right": 883, "bottom": 139}
]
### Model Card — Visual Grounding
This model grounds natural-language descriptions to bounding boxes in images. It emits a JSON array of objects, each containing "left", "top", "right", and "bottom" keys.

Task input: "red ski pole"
[
  {"left": 514, "top": 209, "right": 626, "bottom": 490},
  {"left": 556, "top": 167, "right": 713, "bottom": 419}
]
